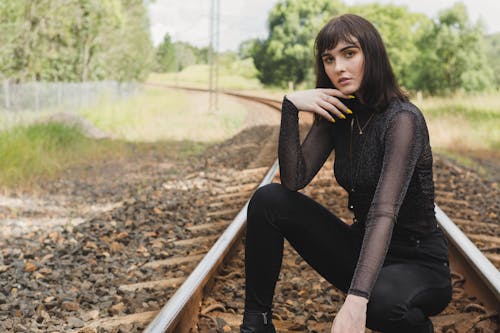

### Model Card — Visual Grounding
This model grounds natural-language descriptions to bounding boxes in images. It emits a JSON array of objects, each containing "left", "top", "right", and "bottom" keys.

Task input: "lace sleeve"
[
  {"left": 278, "top": 96, "right": 335, "bottom": 191},
  {"left": 347, "top": 110, "right": 425, "bottom": 299}
]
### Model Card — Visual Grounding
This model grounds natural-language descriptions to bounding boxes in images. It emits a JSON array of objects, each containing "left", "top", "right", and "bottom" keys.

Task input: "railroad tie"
[
  {"left": 118, "top": 276, "right": 186, "bottom": 293},
  {"left": 85, "top": 310, "right": 158, "bottom": 330},
  {"left": 142, "top": 253, "right": 206, "bottom": 270}
]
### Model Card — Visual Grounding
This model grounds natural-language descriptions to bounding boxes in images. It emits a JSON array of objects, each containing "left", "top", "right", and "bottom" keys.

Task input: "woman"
[{"left": 240, "top": 14, "right": 452, "bottom": 333}]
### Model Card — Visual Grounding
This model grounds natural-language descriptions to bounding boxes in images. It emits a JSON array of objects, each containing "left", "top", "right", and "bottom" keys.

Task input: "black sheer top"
[{"left": 278, "top": 96, "right": 439, "bottom": 299}]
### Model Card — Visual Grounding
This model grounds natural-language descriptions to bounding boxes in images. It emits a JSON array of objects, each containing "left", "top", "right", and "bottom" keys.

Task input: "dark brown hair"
[{"left": 315, "top": 14, "right": 407, "bottom": 108}]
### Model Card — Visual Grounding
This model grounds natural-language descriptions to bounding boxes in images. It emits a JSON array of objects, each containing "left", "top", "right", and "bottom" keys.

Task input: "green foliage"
[
  {"left": 347, "top": 4, "right": 430, "bottom": 90},
  {"left": 154, "top": 37, "right": 209, "bottom": 73},
  {"left": 155, "top": 34, "right": 176, "bottom": 72},
  {"left": 412, "top": 3, "right": 493, "bottom": 95},
  {"left": 484, "top": 32, "right": 500, "bottom": 88},
  {"left": 242, "top": 1, "right": 494, "bottom": 94},
  {"left": 417, "top": 93, "right": 500, "bottom": 150},
  {"left": 250, "top": 0, "right": 345, "bottom": 87},
  {"left": 0, "top": 0, "right": 153, "bottom": 82},
  {"left": 0, "top": 123, "right": 125, "bottom": 187}
]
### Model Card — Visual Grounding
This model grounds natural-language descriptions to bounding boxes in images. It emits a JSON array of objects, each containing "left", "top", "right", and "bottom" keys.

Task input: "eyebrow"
[{"left": 321, "top": 44, "right": 358, "bottom": 57}]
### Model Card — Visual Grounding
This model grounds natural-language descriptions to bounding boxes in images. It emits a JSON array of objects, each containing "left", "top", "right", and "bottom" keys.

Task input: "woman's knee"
[
  {"left": 248, "top": 183, "right": 290, "bottom": 215},
  {"left": 366, "top": 286, "right": 436, "bottom": 333}
]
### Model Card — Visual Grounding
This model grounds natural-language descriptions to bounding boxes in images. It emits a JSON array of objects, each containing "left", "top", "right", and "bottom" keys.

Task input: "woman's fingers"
[
  {"left": 285, "top": 89, "right": 353, "bottom": 121},
  {"left": 322, "top": 93, "right": 351, "bottom": 115},
  {"left": 314, "top": 105, "right": 336, "bottom": 123},
  {"left": 317, "top": 99, "right": 345, "bottom": 119}
]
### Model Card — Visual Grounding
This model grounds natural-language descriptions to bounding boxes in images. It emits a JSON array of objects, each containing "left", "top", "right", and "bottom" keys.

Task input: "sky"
[{"left": 148, "top": 0, "right": 500, "bottom": 51}]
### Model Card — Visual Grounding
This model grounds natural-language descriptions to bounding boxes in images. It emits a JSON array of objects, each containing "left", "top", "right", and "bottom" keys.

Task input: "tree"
[
  {"left": 484, "top": 32, "right": 500, "bottom": 88},
  {"left": 0, "top": 0, "right": 153, "bottom": 82},
  {"left": 412, "top": 3, "right": 493, "bottom": 94},
  {"left": 248, "top": 0, "right": 345, "bottom": 87},
  {"left": 155, "top": 34, "right": 176, "bottom": 72},
  {"left": 348, "top": 4, "right": 430, "bottom": 91}
]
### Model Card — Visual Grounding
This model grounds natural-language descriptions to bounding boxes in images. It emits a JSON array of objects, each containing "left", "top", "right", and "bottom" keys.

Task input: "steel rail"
[
  {"left": 143, "top": 82, "right": 282, "bottom": 108},
  {"left": 435, "top": 205, "right": 500, "bottom": 310},
  {"left": 143, "top": 84, "right": 499, "bottom": 330},
  {"left": 144, "top": 161, "right": 280, "bottom": 333}
]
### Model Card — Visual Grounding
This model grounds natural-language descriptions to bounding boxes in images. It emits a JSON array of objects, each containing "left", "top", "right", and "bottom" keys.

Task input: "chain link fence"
[{"left": 0, "top": 80, "right": 140, "bottom": 130}]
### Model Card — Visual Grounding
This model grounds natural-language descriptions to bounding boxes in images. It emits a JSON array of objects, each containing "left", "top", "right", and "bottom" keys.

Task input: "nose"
[{"left": 334, "top": 58, "right": 346, "bottom": 73}]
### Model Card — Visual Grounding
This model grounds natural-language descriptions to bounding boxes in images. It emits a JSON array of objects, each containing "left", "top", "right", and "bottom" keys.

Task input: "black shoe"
[
  {"left": 426, "top": 320, "right": 434, "bottom": 333},
  {"left": 240, "top": 310, "right": 276, "bottom": 333}
]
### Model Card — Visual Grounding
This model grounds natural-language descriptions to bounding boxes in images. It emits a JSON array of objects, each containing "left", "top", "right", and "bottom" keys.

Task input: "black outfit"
[{"left": 243, "top": 97, "right": 452, "bottom": 333}]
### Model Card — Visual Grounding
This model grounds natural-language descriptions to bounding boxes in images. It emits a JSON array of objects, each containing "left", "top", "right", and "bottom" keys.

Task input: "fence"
[
  {"left": 0, "top": 80, "right": 140, "bottom": 131},
  {"left": 0, "top": 80, "right": 139, "bottom": 113}
]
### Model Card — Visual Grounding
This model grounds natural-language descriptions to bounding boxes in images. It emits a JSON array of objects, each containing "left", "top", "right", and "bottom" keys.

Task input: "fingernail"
[
  {"left": 346, "top": 109, "right": 353, "bottom": 114},
  {"left": 330, "top": 118, "right": 336, "bottom": 123},
  {"left": 349, "top": 95, "right": 356, "bottom": 99},
  {"left": 340, "top": 114, "right": 346, "bottom": 119}
]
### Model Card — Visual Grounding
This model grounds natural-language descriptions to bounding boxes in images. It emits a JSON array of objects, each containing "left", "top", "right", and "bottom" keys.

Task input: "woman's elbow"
[{"left": 279, "top": 177, "right": 304, "bottom": 191}]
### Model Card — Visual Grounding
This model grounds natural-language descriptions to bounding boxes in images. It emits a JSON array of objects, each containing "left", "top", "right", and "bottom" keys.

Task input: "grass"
[
  {"left": 0, "top": 80, "right": 251, "bottom": 188},
  {"left": 80, "top": 85, "right": 248, "bottom": 142},
  {"left": 2, "top": 66, "right": 498, "bottom": 189},
  {"left": 148, "top": 64, "right": 266, "bottom": 91},
  {"left": 413, "top": 93, "right": 500, "bottom": 151},
  {"left": 0, "top": 123, "right": 215, "bottom": 189},
  {"left": 0, "top": 123, "right": 127, "bottom": 188},
  {"left": 0, "top": 109, "right": 64, "bottom": 132}
]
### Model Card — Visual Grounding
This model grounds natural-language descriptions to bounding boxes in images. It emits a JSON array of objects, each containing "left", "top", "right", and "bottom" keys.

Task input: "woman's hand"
[
  {"left": 330, "top": 294, "right": 368, "bottom": 333},
  {"left": 285, "top": 88, "right": 353, "bottom": 123}
]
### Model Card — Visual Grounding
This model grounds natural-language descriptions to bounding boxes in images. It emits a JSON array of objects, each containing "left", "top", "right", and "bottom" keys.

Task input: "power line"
[{"left": 208, "top": 0, "right": 220, "bottom": 113}]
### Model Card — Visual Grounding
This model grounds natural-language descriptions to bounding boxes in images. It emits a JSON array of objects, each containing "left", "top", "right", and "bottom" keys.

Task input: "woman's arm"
[
  {"left": 279, "top": 89, "right": 352, "bottom": 190},
  {"left": 347, "top": 109, "right": 426, "bottom": 299},
  {"left": 331, "top": 108, "right": 426, "bottom": 333}
]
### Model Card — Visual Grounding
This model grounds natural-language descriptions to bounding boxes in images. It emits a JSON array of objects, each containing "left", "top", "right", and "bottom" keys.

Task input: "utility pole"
[
  {"left": 214, "top": 0, "right": 220, "bottom": 110},
  {"left": 208, "top": 0, "right": 220, "bottom": 112}
]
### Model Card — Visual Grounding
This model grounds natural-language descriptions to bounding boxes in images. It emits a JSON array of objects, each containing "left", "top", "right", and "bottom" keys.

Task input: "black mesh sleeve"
[
  {"left": 278, "top": 96, "right": 336, "bottom": 191},
  {"left": 347, "top": 110, "right": 425, "bottom": 299}
]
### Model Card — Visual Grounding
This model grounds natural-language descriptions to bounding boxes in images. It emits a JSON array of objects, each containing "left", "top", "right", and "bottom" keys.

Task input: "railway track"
[
  {"left": 84, "top": 86, "right": 499, "bottom": 332},
  {"left": 1, "top": 85, "right": 497, "bottom": 332},
  {"left": 193, "top": 159, "right": 499, "bottom": 333}
]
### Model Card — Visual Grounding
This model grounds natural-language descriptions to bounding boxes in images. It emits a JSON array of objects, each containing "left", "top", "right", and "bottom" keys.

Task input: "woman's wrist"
[{"left": 345, "top": 294, "right": 369, "bottom": 305}]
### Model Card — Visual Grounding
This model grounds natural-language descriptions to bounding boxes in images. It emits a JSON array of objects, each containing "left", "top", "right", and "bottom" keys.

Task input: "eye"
[
  {"left": 322, "top": 56, "right": 334, "bottom": 64},
  {"left": 345, "top": 50, "right": 354, "bottom": 58}
]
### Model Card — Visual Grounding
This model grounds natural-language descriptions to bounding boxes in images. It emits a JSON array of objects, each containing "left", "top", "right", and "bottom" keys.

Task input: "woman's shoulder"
[{"left": 383, "top": 99, "right": 427, "bottom": 125}]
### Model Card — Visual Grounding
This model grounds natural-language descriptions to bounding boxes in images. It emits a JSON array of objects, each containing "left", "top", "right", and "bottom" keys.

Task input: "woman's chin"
[{"left": 339, "top": 88, "right": 358, "bottom": 96}]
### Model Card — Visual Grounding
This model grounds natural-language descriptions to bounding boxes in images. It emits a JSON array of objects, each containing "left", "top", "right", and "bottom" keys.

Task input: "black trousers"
[{"left": 244, "top": 183, "right": 452, "bottom": 333}]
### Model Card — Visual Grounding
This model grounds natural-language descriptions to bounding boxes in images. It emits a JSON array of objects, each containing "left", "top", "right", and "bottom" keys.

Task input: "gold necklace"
[{"left": 355, "top": 112, "right": 375, "bottom": 135}]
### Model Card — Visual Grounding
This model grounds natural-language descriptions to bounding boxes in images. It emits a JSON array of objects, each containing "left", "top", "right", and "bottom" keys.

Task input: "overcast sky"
[{"left": 148, "top": 0, "right": 500, "bottom": 51}]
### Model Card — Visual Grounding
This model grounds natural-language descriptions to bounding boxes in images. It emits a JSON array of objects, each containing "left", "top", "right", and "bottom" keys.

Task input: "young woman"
[{"left": 240, "top": 14, "right": 452, "bottom": 333}]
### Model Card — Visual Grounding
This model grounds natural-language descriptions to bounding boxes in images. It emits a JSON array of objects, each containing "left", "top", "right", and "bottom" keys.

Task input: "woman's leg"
[
  {"left": 366, "top": 263, "right": 452, "bottom": 333},
  {"left": 244, "top": 183, "right": 363, "bottom": 313}
]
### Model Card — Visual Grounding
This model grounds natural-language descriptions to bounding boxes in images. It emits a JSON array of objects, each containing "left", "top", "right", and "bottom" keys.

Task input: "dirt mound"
[
  {"left": 202, "top": 125, "right": 279, "bottom": 170},
  {"left": 36, "top": 112, "right": 115, "bottom": 139}
]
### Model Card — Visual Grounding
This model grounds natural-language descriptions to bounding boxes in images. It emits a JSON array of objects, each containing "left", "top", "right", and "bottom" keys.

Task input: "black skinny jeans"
[{"left": 244, "top": 183, "right": 452, "bottom": 333}]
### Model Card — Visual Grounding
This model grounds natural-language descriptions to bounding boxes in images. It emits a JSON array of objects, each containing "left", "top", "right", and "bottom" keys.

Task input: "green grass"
[
  {"left": 0, "top": 123, "right": 213, "bottom": 189},
  {"left": 0, "top": 77, "right": 255, "bottom": 189},
  {"left": 0, "top": 123, "right": 128, "bottom": 187},
  {"left": 80, "top": 85, "right": 248, "bottom": 142},
  {"left": 434, "top": 147, "right": 486, "bottom": 169},
  {"left": 414, "top": 93, "right": 500, "bottom": 151},
  {"left": 148, "top": 63, "right": 265, "bottom": 91}
]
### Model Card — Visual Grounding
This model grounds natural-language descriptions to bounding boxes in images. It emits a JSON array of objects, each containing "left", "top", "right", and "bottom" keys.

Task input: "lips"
[{"left": 338, "top": 77, "right": 351, "bottom": 85}]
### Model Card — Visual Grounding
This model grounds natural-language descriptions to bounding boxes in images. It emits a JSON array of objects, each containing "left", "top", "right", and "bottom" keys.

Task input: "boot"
[
  {"left": 426, "top": 320, "right": 434, "bottom": 333},
  {"left": 240, "top": 310, "right": 276, "bottom": 333}
]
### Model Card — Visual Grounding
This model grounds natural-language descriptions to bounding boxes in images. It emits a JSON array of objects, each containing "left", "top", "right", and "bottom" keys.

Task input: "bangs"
[{"left": 315, "top": 19, "right": 358, "bottom": 54}]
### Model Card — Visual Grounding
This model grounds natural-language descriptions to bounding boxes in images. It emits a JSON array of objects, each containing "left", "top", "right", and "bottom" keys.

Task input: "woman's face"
[{"left": 321, "top": 37, "right": 365, "bottom": 96}]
